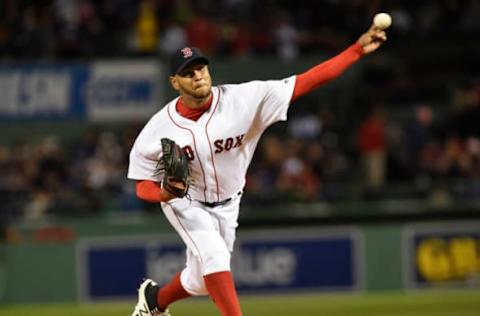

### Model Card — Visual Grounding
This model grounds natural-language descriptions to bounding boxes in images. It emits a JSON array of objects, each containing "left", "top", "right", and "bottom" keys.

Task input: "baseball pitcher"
[{"left": 128, "top": 24, "right": 387, "bottom": 316}]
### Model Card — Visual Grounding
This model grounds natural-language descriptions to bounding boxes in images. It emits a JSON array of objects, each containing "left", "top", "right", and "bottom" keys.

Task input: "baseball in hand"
[{"left": 373, "top": 13, "right": 392, "bottom": 30}]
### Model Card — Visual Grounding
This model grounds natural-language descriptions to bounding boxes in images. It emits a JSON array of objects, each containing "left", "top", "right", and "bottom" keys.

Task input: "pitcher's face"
[{"left": 170, "top": 63, "right": 212, "bottom": 100}]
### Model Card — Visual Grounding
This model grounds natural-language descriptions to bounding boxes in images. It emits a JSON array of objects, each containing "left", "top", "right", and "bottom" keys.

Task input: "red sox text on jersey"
[
  {"left": 182, "top": 134, "right": 245, "bottom": 160},
  {"left": 128, "top": 77, "right": 296, "bottom": 203}
]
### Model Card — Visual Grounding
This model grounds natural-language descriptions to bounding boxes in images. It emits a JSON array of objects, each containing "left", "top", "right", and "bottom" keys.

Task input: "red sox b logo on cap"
[{"left": 181, "top": 47, "right": 193, "bottom": 58}]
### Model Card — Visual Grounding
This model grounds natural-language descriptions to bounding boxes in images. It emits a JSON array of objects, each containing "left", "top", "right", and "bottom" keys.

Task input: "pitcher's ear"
[{"left": 170, "top": 76, "right": 179, "bottom": 91}]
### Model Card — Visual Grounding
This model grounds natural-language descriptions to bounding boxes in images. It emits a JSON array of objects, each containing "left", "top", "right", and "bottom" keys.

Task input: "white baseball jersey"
[{"left": 128, "top": 76, "right": 296, "bottom": 203}]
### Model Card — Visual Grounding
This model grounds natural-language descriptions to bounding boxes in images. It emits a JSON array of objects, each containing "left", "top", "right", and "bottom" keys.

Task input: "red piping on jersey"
[
  {"left": 204, "top": 87, "right": 222, "bottom": 201},
  {"left": 167, "top": 203, "right": 204, "bottom": 265},
  {"left": 167, "top": 104, "right": 208, "bottom": 201},
  {"left": 291, "top": 43, "right": 364, "bottom": 101}
]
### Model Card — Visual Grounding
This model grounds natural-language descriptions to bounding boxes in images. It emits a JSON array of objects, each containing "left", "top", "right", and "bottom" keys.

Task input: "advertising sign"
[
  {"left": 0, "top": 65, "right": 86, "bottom": 119},
  {"left": 85, "top": 61, "right": 162, "bottom": 122},
  {"left": 403, "top": 221, "right": 480, "bottom": 289},
  {"left": 0, "top": 61, "right": 162, "bottom": 121},
  {"left": 77, "top": 229, "right": 363, "bottom": 301}
]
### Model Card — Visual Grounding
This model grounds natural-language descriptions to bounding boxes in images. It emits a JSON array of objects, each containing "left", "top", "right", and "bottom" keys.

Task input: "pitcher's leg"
[{"left": 161, "top": 200, "right": 242, "bottom": 315}]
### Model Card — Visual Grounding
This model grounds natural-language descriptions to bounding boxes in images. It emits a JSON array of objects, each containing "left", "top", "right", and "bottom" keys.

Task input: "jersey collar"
[
  {"left": 169, "top": 87, "right": 218, "bottom": 125},
  {"left": 176, "top": 93, "right": 213, "bottom": 121}
]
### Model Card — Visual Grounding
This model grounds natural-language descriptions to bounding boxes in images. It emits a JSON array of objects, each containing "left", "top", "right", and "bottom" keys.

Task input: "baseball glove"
[{"left": 155, "top": 138, "right": 191, "bottom": 198}]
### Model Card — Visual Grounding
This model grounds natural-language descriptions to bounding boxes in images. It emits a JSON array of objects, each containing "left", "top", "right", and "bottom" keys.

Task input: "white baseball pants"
[{"left": 161, "top": 193, "right": 241, "bottom": 295}]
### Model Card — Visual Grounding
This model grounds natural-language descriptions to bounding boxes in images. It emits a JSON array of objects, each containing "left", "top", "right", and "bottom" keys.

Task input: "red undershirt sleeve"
[
  {"left": 291, "top": 42, "right": 364, "bottom": 102},
  {"left": 136, "top": 180, "right": 166, "bottom": 203}
]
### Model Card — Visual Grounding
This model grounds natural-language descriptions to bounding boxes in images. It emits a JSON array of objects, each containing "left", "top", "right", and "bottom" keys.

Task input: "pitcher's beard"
[{"left": 191, "top": 87, "right": 211, "bottom": 100}]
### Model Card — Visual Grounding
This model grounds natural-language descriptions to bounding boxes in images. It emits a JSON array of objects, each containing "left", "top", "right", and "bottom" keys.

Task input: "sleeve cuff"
[{"left": 351, "top": 42, "right": 365, "bottom": 57}]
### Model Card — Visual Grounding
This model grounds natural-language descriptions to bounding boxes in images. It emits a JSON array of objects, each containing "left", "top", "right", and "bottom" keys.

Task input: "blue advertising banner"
[
  {"left": 403, "top": 221, "right": 480, "bottom": 289},
  {"left": 0, "top": 61, "right": 162, "bottom": 121},
  {"left": 0, "top": 64, "right": 87, "bottom": 120},
  {"left": 84, "top": 61, "right": 163, "bottom": 122},
  {"left": 77, "top": 229, "right": 362, "bottom": 301}
]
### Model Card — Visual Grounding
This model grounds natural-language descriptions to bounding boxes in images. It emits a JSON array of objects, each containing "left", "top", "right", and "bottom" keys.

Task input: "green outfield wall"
[
  {"left": 2, "top": 217, "right": 478, "bottom": 304},
  {"left": 0, "top": 246, "right": 6, "bottom": 303},
  {"left": 363, "top": 225, "right": 403, "bottom": 291}
]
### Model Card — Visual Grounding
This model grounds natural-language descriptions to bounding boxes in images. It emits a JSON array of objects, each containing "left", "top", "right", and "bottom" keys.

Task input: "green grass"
[{"left": 1, "top": 290, "right": 480, "bottom": 316}]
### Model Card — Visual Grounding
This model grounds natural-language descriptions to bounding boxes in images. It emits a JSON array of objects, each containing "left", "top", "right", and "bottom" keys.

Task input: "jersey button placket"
[{"left": 194, "top": 124, "right": 217, "bottom": 202}]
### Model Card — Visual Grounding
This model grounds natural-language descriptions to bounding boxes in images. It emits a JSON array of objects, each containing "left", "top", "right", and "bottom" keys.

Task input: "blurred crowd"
[
  {"left": 0, "top": 0, "right": 479, "bottom": 60},
  {"left": 0, "top": 126, "right": 142, "bottom": 221},
  {"left": 1, "top": 79, "right": 479, "bottom": 222},
  {"left": 1, "top": 0, "right": 480, "bottom": 224},
  {"left": 247, "top": 80, "right": 480, "bottom": 207}
]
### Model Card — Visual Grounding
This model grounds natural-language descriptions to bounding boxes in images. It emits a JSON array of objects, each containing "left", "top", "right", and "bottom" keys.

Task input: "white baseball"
[{"left": 373, "top": 13, "right": 392, "bottom": 30}]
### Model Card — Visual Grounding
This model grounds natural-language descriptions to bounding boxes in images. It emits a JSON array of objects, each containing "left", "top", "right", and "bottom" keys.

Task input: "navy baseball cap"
[{"left": 170, "top": 47, "right": 209, "bottom": 76}]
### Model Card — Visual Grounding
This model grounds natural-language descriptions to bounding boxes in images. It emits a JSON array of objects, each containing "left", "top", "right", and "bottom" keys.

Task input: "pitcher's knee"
[{"left": 180, "top": 268, "right": 209, "bottom": 296}]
